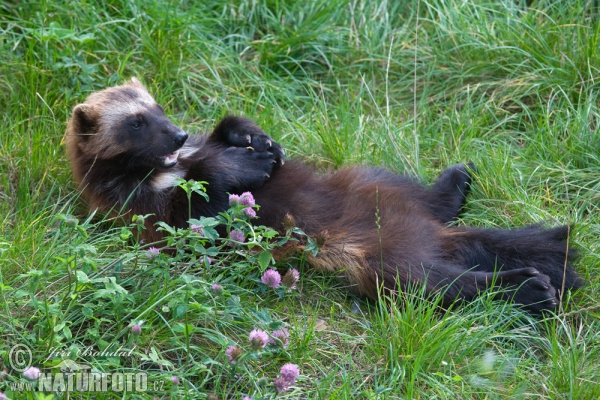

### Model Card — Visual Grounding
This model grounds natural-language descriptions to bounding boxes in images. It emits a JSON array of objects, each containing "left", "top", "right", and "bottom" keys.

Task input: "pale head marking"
[{"left": 100, "top": 84, "right": 158, "bottom": 128}]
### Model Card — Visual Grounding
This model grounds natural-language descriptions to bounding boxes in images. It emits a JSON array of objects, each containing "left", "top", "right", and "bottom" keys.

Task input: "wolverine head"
[{"left": 65, "top": 78, "right": 188, "bottom": 171}]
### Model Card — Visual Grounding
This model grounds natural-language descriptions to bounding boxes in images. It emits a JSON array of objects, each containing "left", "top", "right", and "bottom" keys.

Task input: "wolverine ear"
[
  {"left": 129, "top": 77, "right": 144, "bottom": 87},
  {"left": 70, "top": 104, "right": 97, "bottom": 139}
]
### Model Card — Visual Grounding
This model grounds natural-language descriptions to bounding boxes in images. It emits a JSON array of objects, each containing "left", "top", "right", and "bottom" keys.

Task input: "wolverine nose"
[{"left": 173, "top": 131, "right": 188, "bottom": 147}]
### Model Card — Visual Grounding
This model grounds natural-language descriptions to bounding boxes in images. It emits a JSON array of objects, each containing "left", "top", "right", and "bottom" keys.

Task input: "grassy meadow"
[{"left": 1, "top": 0, "right": 600, "bottom": 398}]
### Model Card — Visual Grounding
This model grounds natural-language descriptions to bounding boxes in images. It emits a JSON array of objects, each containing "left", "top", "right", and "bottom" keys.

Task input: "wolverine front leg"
[
  {"left": 218, "top": 146, "right": 278, "bottom": 190},
  {"left": 177, "top": 145, "right": 279, "bottom": 224},
  {"left": 210, "top": 116, "right": 285, "bottom": 166}
]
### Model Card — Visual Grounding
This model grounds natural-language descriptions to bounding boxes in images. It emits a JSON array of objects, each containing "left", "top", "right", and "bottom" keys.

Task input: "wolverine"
[{"left": 65, "top": 78, "right": 582, "bottom": 315}]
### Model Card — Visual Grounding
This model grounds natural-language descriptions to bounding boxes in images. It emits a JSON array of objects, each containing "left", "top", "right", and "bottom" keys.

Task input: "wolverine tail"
[{"left": 447, "top": 225, "right": 583, "bottom": 295}]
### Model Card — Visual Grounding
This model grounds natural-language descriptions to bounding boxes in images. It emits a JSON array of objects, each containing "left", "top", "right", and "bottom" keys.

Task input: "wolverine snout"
[{"left": 173, "top": 130, "right": 188, "bottom": 148}]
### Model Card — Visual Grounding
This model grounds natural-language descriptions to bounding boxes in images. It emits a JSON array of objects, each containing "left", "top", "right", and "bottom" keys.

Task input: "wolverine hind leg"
[
  {"left": 416, "top": 262, "right": 558, "bottom": 316},
  {"left": 427, "top": 162, "right": 475, "bottom": 223},
  {"left": 446, "top": 225, "right": 583, "bottom": 296}
]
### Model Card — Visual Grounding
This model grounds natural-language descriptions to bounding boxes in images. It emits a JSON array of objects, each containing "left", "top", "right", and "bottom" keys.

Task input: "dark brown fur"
[{"left": 66, "top": 80, "right": 583, "bottom": 315}]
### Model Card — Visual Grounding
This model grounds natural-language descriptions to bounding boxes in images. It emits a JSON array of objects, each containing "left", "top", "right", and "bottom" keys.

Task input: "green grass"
[{"left": 1, "top": 0, "right": 600, "bottom": 398}]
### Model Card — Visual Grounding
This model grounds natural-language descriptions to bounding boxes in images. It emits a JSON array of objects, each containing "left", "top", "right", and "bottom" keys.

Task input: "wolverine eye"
[{"left": 131, "top": 122, "right": 142, "bottom": 130}]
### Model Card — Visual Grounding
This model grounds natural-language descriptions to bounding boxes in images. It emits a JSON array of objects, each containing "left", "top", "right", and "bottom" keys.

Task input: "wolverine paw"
[
  {"left": 222, "top": 147, "right": 277, "bottom": 189},
  {"left": 436, "top": 162, "right": 475, "bottom": 198},
  {"left": 495, "top": 268, "right": 558, "bottom": 315},
  {"left": 429, "top": 162, "right": 476, "bottom": 223},
  {"left": 212, "top": 116, "right": 285, "bottom": 166}
]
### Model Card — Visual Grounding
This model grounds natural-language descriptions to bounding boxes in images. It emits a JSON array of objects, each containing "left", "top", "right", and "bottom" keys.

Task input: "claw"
[
  {"left": 245, "top": 134, "right": 251, "bottom": 144},
  {"left": 246, "top": 146, "right": 255, "bottom": 151}
]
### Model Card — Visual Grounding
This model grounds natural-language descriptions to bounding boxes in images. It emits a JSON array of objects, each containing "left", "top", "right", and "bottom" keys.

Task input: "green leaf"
[
  {"left": 173, "top": 323, "right": 195, "bottom": 336},
  {"left": 258, "top": 250, "right": 273, "bottom": 270},
  {"left": 202, "top": 226, "right": 219, "bottom": 240},
  {"left": 92, "top": 277, "right": 128, "bottom": 299},
  {"left": 75, "top": 270, "right": 90, "bottom": 284},
  {"left": 251, "top": 308, "right": 272, "bottom": 324},
  {"left": 120, "top": 227, "right": 133, "bottom": 240},
  {"left": 155, "top": 222, "right": 176, "bottom": 235},
  {"left": 173, "top": 303, "right": 189, "bottom": 319},
  {"left": 63, "top": 325, "right": 72, "bottom": 340}
]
